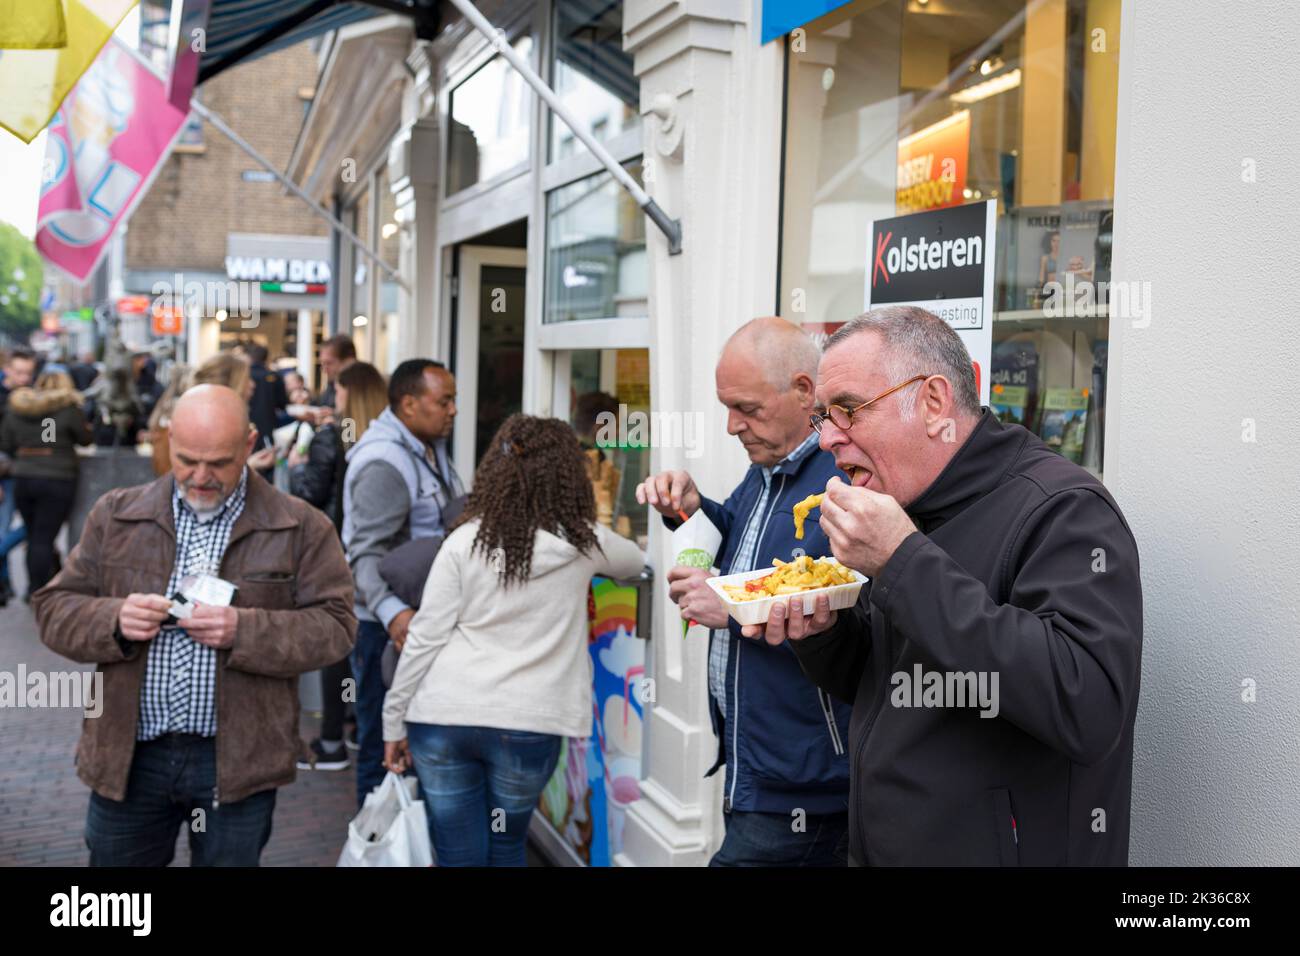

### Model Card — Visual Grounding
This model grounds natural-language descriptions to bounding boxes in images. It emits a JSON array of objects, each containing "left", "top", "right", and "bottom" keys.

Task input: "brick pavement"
[{"left": 0, "top": 556, "right": 358, "bottom": 867}]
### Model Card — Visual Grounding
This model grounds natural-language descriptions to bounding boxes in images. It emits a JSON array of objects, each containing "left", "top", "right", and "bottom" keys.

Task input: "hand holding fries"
[
  {"left": 819, "top": 476, "right": 918, "bottom": 577},
  {"left": 635, "top": 469, "right": 703, "bottom": 519}
]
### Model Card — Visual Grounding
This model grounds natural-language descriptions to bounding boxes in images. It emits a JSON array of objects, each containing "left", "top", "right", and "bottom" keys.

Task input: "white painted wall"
[
  {"left": 1107, "top": 0, "right": 1300, "bottom": 864},
  {"left": 618, "top": 0, "right": 786, "bottom": 865}
]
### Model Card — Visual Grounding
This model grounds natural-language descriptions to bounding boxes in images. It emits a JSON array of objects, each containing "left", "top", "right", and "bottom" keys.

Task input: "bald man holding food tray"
[{"left": 635, "top": 316, "right": 853, "bottom": 868}]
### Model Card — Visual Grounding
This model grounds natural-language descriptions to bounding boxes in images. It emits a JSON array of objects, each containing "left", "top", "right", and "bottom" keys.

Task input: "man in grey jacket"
[{"left": 341, "top": 358, "right": 463, "bottom": 806}]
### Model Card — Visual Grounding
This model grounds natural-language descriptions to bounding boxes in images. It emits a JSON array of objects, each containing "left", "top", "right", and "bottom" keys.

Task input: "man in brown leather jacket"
[{"left": 34, "top": 383, "right": 357, "bottom": 866}]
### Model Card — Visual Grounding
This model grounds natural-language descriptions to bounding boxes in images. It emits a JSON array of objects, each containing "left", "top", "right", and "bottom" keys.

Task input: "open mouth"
[{"left": 843, "top": 465, "right": 872, "bottom": 488}]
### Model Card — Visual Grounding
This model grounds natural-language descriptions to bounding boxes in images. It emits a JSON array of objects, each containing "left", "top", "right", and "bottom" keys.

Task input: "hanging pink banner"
[{"left": 35, "top": 37, "right": 188, "bottom": 284}]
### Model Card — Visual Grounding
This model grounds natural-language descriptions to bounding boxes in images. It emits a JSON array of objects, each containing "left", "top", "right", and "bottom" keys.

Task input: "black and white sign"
[
  {"left": 224, "top": 233, "right": 331, "bottom": 287},
  {"left": 225, "top": 256, "right": 331, "bottom": 283},
  {"left": 865, "top": 200, "right": 996, "bottom": 402}
]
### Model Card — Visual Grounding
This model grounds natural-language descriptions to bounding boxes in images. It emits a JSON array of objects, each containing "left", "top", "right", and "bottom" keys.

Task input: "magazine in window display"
[
  {"left": 1037, "top": 387, "right": 1089, "bottom": 464},
  {"left": 1054, "top": 200, "right": 1113, "bottom": 315},
  {"left": 990, "top": 338, "right": 1040, "bottom": 427},
  {"left": 1006, "top": 205, "right": 1062, "bottom": 311}
]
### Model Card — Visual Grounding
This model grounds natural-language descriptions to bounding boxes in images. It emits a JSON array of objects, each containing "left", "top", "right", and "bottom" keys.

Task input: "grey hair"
[
  {"left": 763, "top": 327, "right": 821, "bottom": 392},
  {"left": 726, "top": 316, "right": 822, "bottom": 392},
  {"left": 824, "top": 306, "right": 980, "bottom": 419}
]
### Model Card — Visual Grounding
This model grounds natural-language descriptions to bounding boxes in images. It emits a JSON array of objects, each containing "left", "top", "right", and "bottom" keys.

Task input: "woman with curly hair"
[{"left": 381, "top": 413, "right": 644, "bottom": 866}]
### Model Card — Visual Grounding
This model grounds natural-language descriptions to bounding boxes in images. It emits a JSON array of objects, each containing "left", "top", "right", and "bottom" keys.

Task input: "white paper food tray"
[{"left": 705, "top": 561, "right": 868, "bottom": 626}]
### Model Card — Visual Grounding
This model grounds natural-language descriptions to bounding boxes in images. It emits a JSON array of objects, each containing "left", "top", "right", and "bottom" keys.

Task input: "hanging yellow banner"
[
  {"left": 0, "top": 0, "right": 139, "bottom": 143},
  {"left": 0, "top": 0, "right": 68, "bottom": 48}
]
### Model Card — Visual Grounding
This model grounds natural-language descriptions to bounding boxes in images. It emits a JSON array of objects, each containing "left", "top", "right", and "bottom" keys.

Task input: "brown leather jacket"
[{"left": 33, "top": 470, "right": 357, "bottom": 804}]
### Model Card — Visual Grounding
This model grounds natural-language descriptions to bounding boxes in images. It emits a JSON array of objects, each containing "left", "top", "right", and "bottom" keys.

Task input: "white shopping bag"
[{"left": 337, "top": 772, "right": 433, "bottom": 867}]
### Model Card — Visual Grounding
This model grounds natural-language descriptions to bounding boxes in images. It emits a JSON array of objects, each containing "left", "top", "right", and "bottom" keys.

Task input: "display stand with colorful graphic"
[{"left": 537, "top": 576, "right": 646, "bottom": 866}]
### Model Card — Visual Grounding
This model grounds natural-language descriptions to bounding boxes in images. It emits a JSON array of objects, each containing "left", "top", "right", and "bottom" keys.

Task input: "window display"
[
  {"left": 567, "top": 347, "right": 650, "bottom": 542},
  {"left": 781, "top": 0, "right": 1120, "bottom": 475}
]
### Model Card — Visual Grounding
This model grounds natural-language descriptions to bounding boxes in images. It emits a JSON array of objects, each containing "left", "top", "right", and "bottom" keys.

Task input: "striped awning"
[{"left": 198, "top": 0, "right": 381, "bottom": 82}]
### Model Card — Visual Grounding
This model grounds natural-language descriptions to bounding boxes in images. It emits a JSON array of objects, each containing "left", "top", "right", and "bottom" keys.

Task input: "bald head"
[
  {"left": 715, "top": 316, "right": 820, "bottom": 466},
  {"left": 169, "top": 384, "right": 254, "bottom": 516},
  {"left": 722, "top": 316, "right": 821, "bottom": 391},
  {"left": 172, "top": 384, "right": 249, "bottom": 441}
]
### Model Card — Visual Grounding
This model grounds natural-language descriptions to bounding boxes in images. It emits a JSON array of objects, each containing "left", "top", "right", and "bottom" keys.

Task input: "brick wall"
[{"left": 125, "top": 43, "right": 328, "bottom": 273}]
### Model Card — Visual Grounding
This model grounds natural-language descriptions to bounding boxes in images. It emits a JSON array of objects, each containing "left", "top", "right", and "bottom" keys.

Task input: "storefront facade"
[
  {"left": 287, "top": 0, "right": 1296, "bottom": 866},
  {"left": 290, "top": 4, "right": 661, "bottom": 864},
  {"left": 288, "top": 0, "right": 1120, "bottom": 866},
  {"left": 622, "top": 0, "right": 1126, "bottom": 866}
]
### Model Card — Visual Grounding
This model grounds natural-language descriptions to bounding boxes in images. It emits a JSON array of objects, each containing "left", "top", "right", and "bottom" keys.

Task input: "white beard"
[{"left": 184, "top": 492, "right": 229, "bottom": 522}]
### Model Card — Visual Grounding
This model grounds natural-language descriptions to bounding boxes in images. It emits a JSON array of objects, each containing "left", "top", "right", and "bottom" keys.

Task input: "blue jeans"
[
  {"left": 407, "top": 723, "right": 562, "bottom": 867},
  {"left": 85, "top": 735, "right": 276, "bottom": 866},
  {"left": 0, "top": 477, "right": 24, "bottom": 587},
  {"left": 350, "top": 619, "right": 390, "bottom": 808},
  {"left": 708, "top": 809, "right": 849, "bottom": 867}
]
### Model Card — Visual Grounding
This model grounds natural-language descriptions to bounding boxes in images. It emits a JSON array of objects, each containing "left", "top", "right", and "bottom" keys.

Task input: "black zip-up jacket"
[
  {"left": 790, "top": 410, "right": 1142, "bottom": 865},
  {"left": 0, "top": 387, "right": 91, "bottom": 481},
  {"left": 289, "top": 423, "right": 344, "bottom": 531}
]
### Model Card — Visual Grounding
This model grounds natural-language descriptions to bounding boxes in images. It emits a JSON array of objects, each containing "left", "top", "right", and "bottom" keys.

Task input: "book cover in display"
[
  {"left": 1038, "top": 387, "right": 1089, "bottom": 463},
  {"left": 991, "top": 339, "right": 1040, "bottom": 425},
  {"left": 990, "top": 384, "right": 1030, "bottom": 426}
]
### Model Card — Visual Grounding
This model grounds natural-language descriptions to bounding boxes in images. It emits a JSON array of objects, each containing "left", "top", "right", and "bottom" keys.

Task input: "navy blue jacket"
[{"left": 677, "top": 436, "right": 853, "bottom": 816}]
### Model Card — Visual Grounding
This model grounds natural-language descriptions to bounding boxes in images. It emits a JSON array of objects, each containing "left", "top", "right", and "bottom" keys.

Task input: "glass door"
[{"left": 453, "top": 245, "right": 528, "bottom": 483}]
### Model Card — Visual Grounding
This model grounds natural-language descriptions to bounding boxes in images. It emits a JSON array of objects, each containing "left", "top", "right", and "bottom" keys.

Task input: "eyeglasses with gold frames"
[{"left": 809, "top": 374, "right": 931, "bottom": 434}]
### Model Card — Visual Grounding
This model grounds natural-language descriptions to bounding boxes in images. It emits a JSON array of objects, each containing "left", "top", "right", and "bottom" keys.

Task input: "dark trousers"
[
  {"left": 350, "top": 619, "right": 389, "bottom": 808},
  {"left": 320, "top": 654, "right": 352, "bottom": 741},
  {"left": 85, "top": 735, "right": 276, "bottom": 866},
  {"left": 14, "top": 476, "right": 75, "bottom": 593},
  {"left": 708, "top": 809, "right": 849, "bottom": 867}
]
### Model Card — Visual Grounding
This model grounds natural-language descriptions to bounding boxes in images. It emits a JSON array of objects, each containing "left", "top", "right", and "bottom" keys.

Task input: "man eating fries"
[{"left": 746, "top": 307, "right": 1143, "bottom": 867}]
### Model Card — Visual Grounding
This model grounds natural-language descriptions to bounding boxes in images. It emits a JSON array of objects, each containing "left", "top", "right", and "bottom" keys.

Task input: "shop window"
[
  {"left": 549, "top": 0, "right": 641, "bottom": 162},
  {"left": 376, "top": 165, "right": 400, "bottom": 372},
  {"left": 568, "top": 348, "right": 651, "bottom": 543},
  {"left": 780, "top": 0, "right": 1119, "bottom": 476},
  {"left": 447, "top": 36, "right": 534, "bottom": 196},
  {"left": 349, "top": 189, "right": 371, "bottom": 350},
  {"left": 544, "top": 160, "right": 647, "bottom": 323}
]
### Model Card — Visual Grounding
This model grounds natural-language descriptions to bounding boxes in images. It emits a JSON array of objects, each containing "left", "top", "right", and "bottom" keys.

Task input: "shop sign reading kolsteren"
[{"left": 866, "top": 200, "right": 996, "bottom": 404}]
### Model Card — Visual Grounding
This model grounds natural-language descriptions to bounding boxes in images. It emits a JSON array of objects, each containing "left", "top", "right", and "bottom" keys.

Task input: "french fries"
[
  {"left": 792, "top": 466, "right": 858, "bottom": 539},
  {"left": 720, "top": 555, "right": 855, "bottom": 602},
  {"left": 792, "top": 493, "right": 822, "bottom": 540}
]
